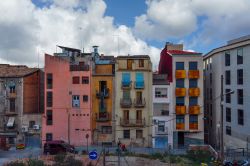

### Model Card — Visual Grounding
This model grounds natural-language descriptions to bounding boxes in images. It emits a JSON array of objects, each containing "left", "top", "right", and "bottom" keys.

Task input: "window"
[
  {"left": 139, "top": 59, "right": 144, "bottom": 67},
  {"left": 72, "top": 95, "right": 80, "bottom": 107},
  {"left": 176, "top": 62, "right": 184, "bottom": 70},
  {"left": 155, "top": 88, "right": 167, "bottom": 98},
  {"left": 176, "top": 115, "right": 184, "bottom": 123},
  {"left": 225, "top": 70, "right": 231, "bottom": 85},
  {"left": 189, "top": 62, "right": 198, "bottom": 70},
  {"left": 123, "top": 91, "right": 130, "bottom": 99},
  {"left": 47, "top": 73, "right": 53, "bottom": 89},
  {"left": 238, "top": 109, "right": 244, "bottom": 125},
  {"left": 210, "top": 104, "right": 212, "bottom": 116},
  {"left": 101, "top": 126, "right": 112, "bottom": 134},
  {"left": 176, "top": 79, "right": 184, "bottom": 88},
  {"left": 189, "top": 115, "right": 198, "bottom": 123},
  {"left": 176, "top": 97, "right": 185, "bottom": 106},
  {"left": 82, "top": 77, "right": 89, "bottom": 84},
  {"left": 225, "top": 89, "right": 231, "bottom": 103},
  {"left": 9, "top": 85, "right": 15, "bottom": 93},
  {"left": 210, "top": 73, "right": 212, "bottom": 85},
  {"left": 47, "top": 92, "right": 53, "bottom": 107},
  {"left": 46, "top": 133, "right": 53, "bottom": 141},
  {"left": 237, "top": 69, "right": 243, "bottom": 85},
  {"left": 83, "top": 95, "right": 88, "bottom": 102},
  {"left": 158, "top": 121, "right": 165, "bottom": 132},
  {"left": 189, "top": 97, "right": 198, "bottom": 106},
  {"left": 136, "top": 130, "right": 143, "bottom": 139},
  {"left": 238, "top": 89, "right": 243, "bottom": 105},
  {"left": 29, "top": 121, "right": 35, "bottom": 128},
  {"left": 123, "top": 130, "right": 130, "bottom": 139},
  {"left": 210, "top": 89, "right": 212, "bottom": 100},
  {"left": 226, "top": 108, "right": 231, "bottom": 122},
  {"left": 72, "top": 76, "right": 80, "bottom": 84},
  {"left": 189, "top": 79, "right": 197, "bottom": 88},
  {"left": 9, "top": 99, "right": 15, "bottom": 112},
  {"left": 237, "top": 48, "right": 243, "bottom": 64},
  {"left": 47, "top": 110, "right": 53, "bottom": 125},
  {"left": 161, "top": 110, "right": 169, "bottom": 116},
  {"left": 226, "top": 126, "right": 231, "bottom": 135},
  {"left": 127, "top": 59, "right": 133, "bottom": 70},
  {"left": 122, "top": 73, "right": 131, "bottom": 87},
  {"left": 225, "top": 51, "right": 230, "bottom": 66}
]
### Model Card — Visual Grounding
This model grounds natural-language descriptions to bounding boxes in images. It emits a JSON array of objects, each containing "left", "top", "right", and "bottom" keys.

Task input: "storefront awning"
[{"left": 7, "top": 117, "right": 15, "bottom": 127}]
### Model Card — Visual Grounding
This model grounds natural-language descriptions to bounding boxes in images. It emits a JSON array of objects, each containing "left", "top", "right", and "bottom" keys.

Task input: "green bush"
[
  {"left": 27, "top": 158, "right": 45, "bottom": 166},
  {"left": 186, "top": 150, "right": 212, "bottom": 163},
  {"left": 6, "top": 161, "right": 25, "bottom": 166},
  {"left": 64, "top": 156, "right": 82, "bottom": 166}
]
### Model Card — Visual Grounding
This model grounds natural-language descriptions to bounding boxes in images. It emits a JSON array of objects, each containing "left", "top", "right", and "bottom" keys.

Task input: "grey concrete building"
[{"left": 204, "top": 35, "right": 250, "bottom": 150}]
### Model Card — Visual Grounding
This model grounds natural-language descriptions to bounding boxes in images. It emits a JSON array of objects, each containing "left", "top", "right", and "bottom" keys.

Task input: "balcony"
[
  {"left": 188, "top": 70, "right": 199, "bottom": 79},
  {"left": 189, "top": 88, "right": 200, "bottom": 97},
  {"left": 175, "top": 70, "right": 186, "bottom": 79},
  {"left": 120, "top": 98, "right": 132, "bottom": 108},
  {"left": 133, "top": 98, "right": 146, "bottom": 108},
  {"left": 175, "top": 88, "right": 186, "bottom": 97},
  {"left": 189, "top": 123, "right": 198, "bottom": 130},
  {"left": 7, "top": 92, "right": 17, "bottom": 99},
  {"left": 95, "top": 112, "right": 110, "bottom": 122},
  {"left": 120, "top": 118, "right": 145, "bottom": 127},
  {"left": 5, "top": 111, "right": 18, "bottom": 116},
  {"left": 155, "top": 126, "right": 168, "bottom": 135},
  {"left": 134, "top": 81, "right": 144, "bottom": 89},
  {"left": 96, "top": 88, "right": 109, "bottom": 98},
  {"left": 99, "top": 102, "right": 107, "bottom": 112},
  {"left": 175, "top": 106, "right": 186, "bottom": 115},
  {"left": 189, "top": 106, "right": 200, "bottom": 115},
  {"left": 121, "top": 81, "right": 132, "bottom": 89},
  {"left": 176, "top": 123, "right": 185, "bottom": 130}
]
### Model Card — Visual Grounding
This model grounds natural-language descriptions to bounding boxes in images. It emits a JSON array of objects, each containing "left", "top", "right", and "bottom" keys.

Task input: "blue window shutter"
[
  {"left": 136, "top": 72, "right": 144, "bottom": 88},
  {"left": 122, "top": 73, "right": 130, "bottom": 86}
]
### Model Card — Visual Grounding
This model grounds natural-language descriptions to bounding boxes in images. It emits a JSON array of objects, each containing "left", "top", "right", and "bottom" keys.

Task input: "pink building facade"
[{"left": 42, "top": 47, "right": 92, "bottom": 146}]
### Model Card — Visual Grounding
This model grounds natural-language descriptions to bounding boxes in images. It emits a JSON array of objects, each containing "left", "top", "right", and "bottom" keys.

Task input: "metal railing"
[
  {"left": 120, "top": 98, "right": 132, "bottom": 108},
  {"left": 120, "top": 118, "right": 146, "bottom": 127},
  {"left": 133, "top": 98, "right": 146, "bottom": 108},
  {"left": 96, "top": 88, "right": 109, "bottom": 98}
]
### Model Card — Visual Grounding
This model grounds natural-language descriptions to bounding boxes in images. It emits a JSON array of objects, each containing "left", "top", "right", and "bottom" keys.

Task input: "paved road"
[{"left": 0, "top": 147, "right": 42, "bottom": 166}]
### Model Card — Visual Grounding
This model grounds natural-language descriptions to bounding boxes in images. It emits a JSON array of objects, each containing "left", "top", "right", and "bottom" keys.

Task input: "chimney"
[
  {"left": 93, "top": 46, "right": 99, "bottom": 54},
  {"left": 165, "top": 42, "right": 183, "bottom": 51}
]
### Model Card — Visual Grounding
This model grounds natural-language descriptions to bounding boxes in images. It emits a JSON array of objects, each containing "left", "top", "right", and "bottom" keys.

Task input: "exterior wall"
[
  {"left": 115, "top": 57, "right": 152, "bottom": 147},
  {"left": 204, "top": 42, "right": 250, "bottom": 150},
  {"left": 173, "top": 55, "right": 204, "bottom": 148},
  {"left": 42, "top": 54, "right": 91, "bottom": 146}
]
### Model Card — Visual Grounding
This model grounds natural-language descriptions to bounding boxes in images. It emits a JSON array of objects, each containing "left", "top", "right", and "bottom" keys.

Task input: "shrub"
[
  {"left": 6, "top": 161, "right": 25, "bottom": 166},
  {"left": 64, "top": 156, "right": 83, "bottom": 166},
  {"left": 27, "top": 158, "right": 45, "bottom": 166}
]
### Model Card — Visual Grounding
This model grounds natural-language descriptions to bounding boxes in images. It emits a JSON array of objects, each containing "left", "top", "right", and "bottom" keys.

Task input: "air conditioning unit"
[
  {"left": 33, "top": 125, "right": 40, "bottom": 130},
  {"left": 22, "top": 126, "right": 28, "bottom": 132}
]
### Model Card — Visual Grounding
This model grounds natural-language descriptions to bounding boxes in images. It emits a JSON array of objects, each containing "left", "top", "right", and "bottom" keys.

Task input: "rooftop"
[
  {"left": 167, "top": 50, "right": 201, "bottom": 55},
  {"left": 0, "top": 64, "right": 39, "bottom": 78},
  {"left": 116, "top": 55, "right": 150, "bottom": 59}
]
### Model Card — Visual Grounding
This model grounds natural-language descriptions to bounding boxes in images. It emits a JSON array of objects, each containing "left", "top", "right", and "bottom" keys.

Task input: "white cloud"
[{"left": 0, "top": 0, "right": 161, "bottom": 69}]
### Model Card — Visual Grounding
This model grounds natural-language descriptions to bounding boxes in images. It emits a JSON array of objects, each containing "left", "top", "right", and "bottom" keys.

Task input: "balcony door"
[
  {"left": 136, "top": 110, "right": 142, "bottom": 124},
  {"left": 136, "top": 91, "right": 142, "bottom": 102},
  {"left": 123, "top": 110, "right": 129, "bottom": 124}
]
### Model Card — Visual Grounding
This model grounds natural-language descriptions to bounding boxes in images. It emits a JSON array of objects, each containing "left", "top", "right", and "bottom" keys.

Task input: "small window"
[
  {"left": 210, "top": 89, "right": 212, "bottom": 100},
  {"left": 189, "top": 62, "right": 197, "bottom": 70},
  {"left": 210, "top": 73, "right": 212, "bottom": 84},
  {"left": 189, "top": 115, "right": 198, "bottom": 123},
  {"left": 46, "top": 133, "right": 53, "bottom": 141},
  {"left": 226, "top": 126, "right": 231, "bottom": 135},
  {"left": 176, "top": 97, "right": 185, "bottom": 106},
  {"left": 176, "top": 79, "right": 184, "bottom": 88},
  {"left": 237, "top": 69, "right": 243, "bottom": 85},
  {"left": 47, "top": 110, "right": 53, "bottom": 125},
  {"left": 161, "top": 110, "right": 169, "bottom": 116},
  {"left": 136, "top": 130, "right": 143, "bottom": 139},
  {"left": 225, "top": 70, "right": 231, "bottom": 85},
  {"left": 189, "top": 79, "right": 197, "bottom": 88},
  {"left": 238, "top": 109, "right": 244, "bottom": 125},
  {"left": 47, "top": 92, "right": 53, "bottom": 107},
  {"left": 237, "top": 89, "right": 243, "bottom": 105},
  {"left": 226, "top": 108, "right": 231, "bottom": 122},
  {"left": 237, "top": 48, "right": 243, "bottom": 65},
  {"left": 189, "top": 97, "right": 198, "bottom": 106},
  {"left": 29, "top": 121, "right": 35, "bottom": 128},
  {"left": 72, "top": 95, "right": 80, "bottom": 107},
  {"left": 123, "top": 130, "right": 130, "bottom": 139},
  {"left": 101, "top": 126, "right": 112, "bottom": 134},
  {"left": 210, "top": 104, "right": 212, "bottom": 116},
  {"left": 139, "top": 59, "right": 144, "bottom": 67},
  {"left": 225, "top": 51, "right": 230, "bottom": 66},
  {"left": 47, "top": 73, "right": 53, "bottom": 89},
  {"left": 82, "top": 77, "right": 89, "bottom": 84},
  {"left": 83, "top": 95, "right": 88, "bottom": 102},
  {"left": 72, "top": 76, "right": 80, "bottom": 84},
  {"left": 225, "top": 89, "right": 231, "bottom": 103},
  {"left": 9, "top": 99, "right": 15, "bottom": 112},
  {"left": 176, "top": 115, "right": 185, "bottom": 123},
  {"left": 155, "top": 88, "right": 167, "bottom": 98},
  {"left": 176, "top": 62, "right": 184, "bottom": 70}
]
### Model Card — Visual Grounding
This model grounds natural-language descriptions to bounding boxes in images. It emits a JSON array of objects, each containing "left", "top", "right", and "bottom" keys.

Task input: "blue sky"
[{"left": 1, "top": 0, "right": 250, "bottom": 66}]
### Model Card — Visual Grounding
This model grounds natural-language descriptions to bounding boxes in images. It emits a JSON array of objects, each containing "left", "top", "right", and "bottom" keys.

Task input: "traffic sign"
[{"left": 89, "top": 151, "right": 98, "bottom": 160}]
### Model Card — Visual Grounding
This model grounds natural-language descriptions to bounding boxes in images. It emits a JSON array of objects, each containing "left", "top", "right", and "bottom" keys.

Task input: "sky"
[{"left": 0, "top": 0, "right": 250, "bottom": 70}]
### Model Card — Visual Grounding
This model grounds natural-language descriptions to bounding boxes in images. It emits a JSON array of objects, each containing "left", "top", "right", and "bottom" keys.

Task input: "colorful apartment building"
[
  {"left": 114, "top": 55, "right": 153, "bottom": 147},
  {"left": 0, "top": 65, "right": 43, "bottom": 147},
  {"left": 158, "top": 43, "right": 204, "bottom": 148},
  {"left": 42, "top": 46, "right": 92, "bottom": 146},
  {"left": 91, "top": 47, "right": 115, "bottom": 146},
  {"left": 152, "top": 74, "right": 173, "bottom": 149}
]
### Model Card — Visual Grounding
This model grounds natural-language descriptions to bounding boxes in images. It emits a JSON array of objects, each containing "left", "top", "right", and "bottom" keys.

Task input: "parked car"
[
  {"left": 223, "top": 160, "right": 249, "bottom": 166},
  {"left": 43, "top": 140, "right": 77, "bottom": 155}
]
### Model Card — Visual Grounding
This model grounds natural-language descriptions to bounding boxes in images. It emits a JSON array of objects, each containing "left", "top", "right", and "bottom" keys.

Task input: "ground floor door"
[
  {"left": 177, "top": 132, "right": 184, "bottom": 148},
  {"left": 155, "top": 137, "right": 168, "bottom": 148}
]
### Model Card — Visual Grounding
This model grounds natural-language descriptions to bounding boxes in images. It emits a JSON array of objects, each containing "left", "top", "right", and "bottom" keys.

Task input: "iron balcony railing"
[
  {"left": 96, "top": 88, "right": 109, "bottom": 98},
  {"left": 133, "top": 98, "right": 146, "bottom": 108},
  {"left": 121, "top": 81, "right": 132, "bottom": 89},
  {"left": 95, "top": 112, "right": 110, "bottom": 122},
  {"left": 120, "top": 98, "right": 132, "bottom": 108},
  {"left": 120, "top": 118, "right": 146, "bottom": 127}
]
